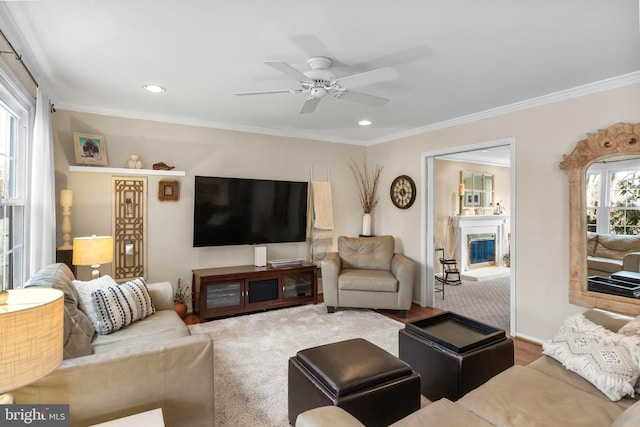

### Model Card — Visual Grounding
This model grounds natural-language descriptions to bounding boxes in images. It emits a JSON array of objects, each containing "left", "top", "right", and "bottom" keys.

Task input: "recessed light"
[
  {"left": 143, "top": 85, "right": 166, "bottom": 93},
  {"left": 358, "top": 120, "right": 372, "bottom": 126}
]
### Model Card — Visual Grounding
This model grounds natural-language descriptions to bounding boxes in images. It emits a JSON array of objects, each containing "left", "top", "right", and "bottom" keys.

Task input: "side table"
[{"left": 399, "top": 312, "right": 514, "bottom": 401}]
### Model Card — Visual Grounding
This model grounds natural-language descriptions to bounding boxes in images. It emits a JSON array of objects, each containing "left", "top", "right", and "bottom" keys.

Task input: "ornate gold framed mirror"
[{"left": 560, "top": 122, "right": 640, "bottom": 314}]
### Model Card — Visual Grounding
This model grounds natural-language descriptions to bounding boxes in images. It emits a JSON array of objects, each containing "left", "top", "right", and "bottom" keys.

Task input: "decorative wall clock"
[{"left": 390, "top": 175, "right": 416, "bottom": 209}]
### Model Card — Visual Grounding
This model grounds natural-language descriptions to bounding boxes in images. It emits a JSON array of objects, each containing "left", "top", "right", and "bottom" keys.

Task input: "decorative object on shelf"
[
  {"left": 349, "top": 157, "right": 382, "bottom": 237},
  {"left": 458, "top": 183, "right": 464, "bottom": 215},
  {"left": 390, "top": 175, "right": 416, "bottom": 209},
  {"left": 72, "top": 235, "right": 114, "bottom": 279},
  {"left": 158, "top": 179, "right": 179, "bottom": 201},
  {"left": 152, "top": 161, "right": 175, "bottom": 171},
  {"left": 73, "top": 132, "right": 108, "bottom": 166},
  {"left": 0, "top": 288, "right": 64, "bottom": 404},
  {"left": 127, "top": 154, "right": 142, "bottom": 169},
  {"left": 173, "top": 279, "right": 189, "bottom": 319},
  {"left": 58, "top": 189, "right": 73, "bottom": 249}
]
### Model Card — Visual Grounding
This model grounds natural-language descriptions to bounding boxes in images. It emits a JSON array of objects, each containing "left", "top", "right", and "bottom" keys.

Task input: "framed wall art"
[
  {"left": 158, "top": 180, "right": 179, "bottom": 201},
  {"left": 74, "top": 132, "right": 108, "bottom": 166}
]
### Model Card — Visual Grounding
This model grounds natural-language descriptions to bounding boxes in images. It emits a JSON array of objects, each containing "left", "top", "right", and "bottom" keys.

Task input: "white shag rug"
[{"left": 188, "top": 304, "right": 406, "bottom": 426}]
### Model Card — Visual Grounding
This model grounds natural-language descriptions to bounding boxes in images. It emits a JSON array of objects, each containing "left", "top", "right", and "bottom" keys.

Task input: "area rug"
[
  {"left": 434, "top": 275, "right": 510, "bottom": 332},
  {"left": 188, "top": 304, "right": 406, "bottom": 426}
]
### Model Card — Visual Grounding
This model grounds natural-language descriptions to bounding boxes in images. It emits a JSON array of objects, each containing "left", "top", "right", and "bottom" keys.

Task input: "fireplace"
[
  {"left": 468, "top": 233, "right": 496, "bottom": 267},
  {"left": 450, "top": 215, "right": 508, "bottom": 272}
]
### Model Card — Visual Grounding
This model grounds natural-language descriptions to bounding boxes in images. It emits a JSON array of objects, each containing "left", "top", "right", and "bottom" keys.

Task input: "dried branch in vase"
[{"left": 349, "top": 157, "right": 383, "bottom": 214}]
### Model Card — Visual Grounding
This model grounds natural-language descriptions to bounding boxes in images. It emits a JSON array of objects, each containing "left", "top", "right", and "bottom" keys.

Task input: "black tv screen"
[{"left": 193, "top": 176, "right": 309, "bottom": 247}]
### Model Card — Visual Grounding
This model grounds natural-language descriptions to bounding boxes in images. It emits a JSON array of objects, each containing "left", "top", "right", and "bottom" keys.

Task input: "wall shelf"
[{"left": 69, "top": 165, "right": 186, "bottom": 177}]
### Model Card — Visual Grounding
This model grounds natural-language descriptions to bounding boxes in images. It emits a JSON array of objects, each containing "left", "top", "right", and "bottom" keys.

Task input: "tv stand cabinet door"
[{"left": 282, "top": 270, "right": 316, "bottom": 301}]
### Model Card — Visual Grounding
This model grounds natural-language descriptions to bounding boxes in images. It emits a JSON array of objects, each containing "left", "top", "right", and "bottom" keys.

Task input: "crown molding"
[
  {"left": 56, "top": 70, "right": 640, "bottom": 148},
  {"left": 369, "top": 71, "right": 640, "bottom": 146}
]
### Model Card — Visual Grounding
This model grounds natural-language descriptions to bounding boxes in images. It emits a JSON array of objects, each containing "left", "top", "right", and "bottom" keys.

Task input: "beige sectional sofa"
[
  {"left": 587, "top": 232, "right": 640, "bottom": 276},
  {"left": 12, "top": 263, "right": 214, "bottom": 427},
  {"left": 296, "top": 309, "right": 640, "bottom": 427}
]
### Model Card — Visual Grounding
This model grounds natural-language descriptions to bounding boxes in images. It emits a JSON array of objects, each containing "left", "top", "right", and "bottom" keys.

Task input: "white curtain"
[{"left": 28, "top": 87, "right": 56, "bottom": 275}]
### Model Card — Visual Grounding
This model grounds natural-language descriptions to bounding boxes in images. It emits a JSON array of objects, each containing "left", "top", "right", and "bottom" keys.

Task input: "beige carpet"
[
  {"left": 188, "top": 304, "right": 407, "bottom": 426},
  {"left": 434, "top": 275, "right": 510, "bottom": 331}
]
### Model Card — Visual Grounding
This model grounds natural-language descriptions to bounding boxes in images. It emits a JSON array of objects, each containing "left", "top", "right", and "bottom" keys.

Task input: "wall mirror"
[
  {"left": 112, "top": 177, "right": 147, "bottom": 282},
  {"left": 461, "top": 171, "right": 494, "bottom": 208},
  {"left": 560, "top": 122, "right": 640, "bottom": 314}
]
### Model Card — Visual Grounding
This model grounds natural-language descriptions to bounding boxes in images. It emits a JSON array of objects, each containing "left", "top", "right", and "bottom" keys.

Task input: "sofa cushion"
[
  {"left": 588, "top": 256, "right": 623, "bottom": 274},
  {"left": 91, "top": 310, "right": 190, "bottom": 353},
  {"left": 91, "top": 278, "right": 156, "bottom": 335},
  {"left": 338, "top": 269, "right": 398, "bottom": 292},
  {"left": 543, "top": 313, "right": 640, "bottom": 401},
  {"left": 587, "top": 232, "right": 599, "bottom": 256},
  {"left": 594, "top": 234, "right": 640, "bottom": 261},
  {"left": 390, "top": 398, "right": 493, "bottom": 427},
  {"left": 613, "top": 400, "right": 640, "bottom": 427},
  {"left": 458, "top": 365, "right": 625, "bottom": 426},
  {"left": 338, "top": 235, "right": 394, "bottom": 271}
]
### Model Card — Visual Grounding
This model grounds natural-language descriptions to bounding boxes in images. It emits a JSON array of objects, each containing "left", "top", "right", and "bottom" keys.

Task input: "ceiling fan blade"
[
  {"left": 265, "top": 61, "right": 310, "bottom": 82},
  {"left": 336, "top": 67, "right": 398, "bottom": 88},
  {"left": 235, "top": 89, "right": 299, "bottom": 96},
  {"left": 336, "top": 90, "right": 389, "bottom": 107},
  {"left": 299, "top": 97, "right": 320, "bottom": 114}
]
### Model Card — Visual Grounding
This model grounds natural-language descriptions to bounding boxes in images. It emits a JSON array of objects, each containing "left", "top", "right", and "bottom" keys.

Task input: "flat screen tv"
[{"left": 193, "top": 176, "right": 309, "bottom": 247}]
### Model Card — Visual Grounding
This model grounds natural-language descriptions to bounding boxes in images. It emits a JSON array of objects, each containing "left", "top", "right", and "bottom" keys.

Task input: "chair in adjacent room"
[{"left": 435, "top": 248, "right": 461, "bottom": 295}]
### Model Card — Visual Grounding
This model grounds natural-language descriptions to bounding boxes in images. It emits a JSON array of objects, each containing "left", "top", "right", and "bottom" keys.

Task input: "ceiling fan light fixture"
[
  {"left": 143, "top": 84, "right": 166, "bottom": 93},
  {"left": 358, "top": 120, "right": 372, "bottom": 126}
]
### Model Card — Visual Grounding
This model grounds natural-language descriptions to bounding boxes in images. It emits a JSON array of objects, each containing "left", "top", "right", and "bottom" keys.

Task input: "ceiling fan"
[{"left": 235, "top": 56, "right": 398, "bottom": 114}]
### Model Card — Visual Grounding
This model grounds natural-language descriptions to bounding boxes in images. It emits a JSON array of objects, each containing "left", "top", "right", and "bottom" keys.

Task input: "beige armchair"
[{"left": 321, "top": 235, "right": 415, "bottom": 317}]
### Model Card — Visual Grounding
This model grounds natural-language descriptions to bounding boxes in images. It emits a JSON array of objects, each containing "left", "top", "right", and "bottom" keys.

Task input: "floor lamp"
[
  {"left": 72, "top": 235, "right": 114, "bottom": 279},
  {"left": 0, "top": 288, "right": 64, "bottom": 403}
]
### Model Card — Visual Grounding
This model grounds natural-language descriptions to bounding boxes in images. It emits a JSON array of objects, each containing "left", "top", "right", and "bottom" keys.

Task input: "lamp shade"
[
  {"left": 0, "top": 288, "right": 64, "bottom": 393},
  {"left": 72, "top": 235, "right": 114, "bottom": 266}
]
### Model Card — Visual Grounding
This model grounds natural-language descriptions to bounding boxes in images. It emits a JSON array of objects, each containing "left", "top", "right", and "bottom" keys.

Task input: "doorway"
[{"left": 421, "top": 138, "right": 516, "bottom": 335}]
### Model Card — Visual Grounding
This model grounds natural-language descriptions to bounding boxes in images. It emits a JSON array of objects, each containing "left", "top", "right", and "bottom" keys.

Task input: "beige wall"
[
  {"left": 367, "top": 82, "right": 640, "bottom": 340},
  {"left": 53, "top": 110, "right": 366, "bottom": 289},
  {"left": 54, "top": 82, "right": 640, "bottom": 341},
  {"left": 433, "top": 159, "right": 511, "bottom": 259}
]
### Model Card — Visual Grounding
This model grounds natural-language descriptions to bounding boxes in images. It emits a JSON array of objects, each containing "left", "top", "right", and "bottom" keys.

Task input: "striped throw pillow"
[{"left": 91, "top": 278, "right": 156, "bottom": 335}]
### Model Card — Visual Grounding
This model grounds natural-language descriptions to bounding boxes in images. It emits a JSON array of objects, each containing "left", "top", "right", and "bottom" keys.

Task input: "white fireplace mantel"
[{"left": 450, "top": 215, "right": 509, "bottom": 271}]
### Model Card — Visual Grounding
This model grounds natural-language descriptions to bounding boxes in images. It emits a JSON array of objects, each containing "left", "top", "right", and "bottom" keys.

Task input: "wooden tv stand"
[{"left": 192, "top": 262, "right": 317, "bottom": 321}]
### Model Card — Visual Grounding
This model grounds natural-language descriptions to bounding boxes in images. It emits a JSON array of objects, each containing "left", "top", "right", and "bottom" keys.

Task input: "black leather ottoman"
[
  {"left": 288, "top": 338, "right": 421, "bottom": 427},
  {"left": 399, "top": 312, "right": 514, "bottom": 401}
]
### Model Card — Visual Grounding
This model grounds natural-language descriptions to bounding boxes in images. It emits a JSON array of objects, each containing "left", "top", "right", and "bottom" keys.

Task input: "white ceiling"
[{"left": 2, "top": 1, "right": 639, "bottom": 145}]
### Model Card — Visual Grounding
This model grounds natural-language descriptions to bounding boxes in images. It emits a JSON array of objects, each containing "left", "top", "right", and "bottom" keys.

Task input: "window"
[
  {"left": 586, "top": 162, "right": 640, "bottom": 235},
  {"left": 0, "top": 65, "right": 32, "bottom": 289}
]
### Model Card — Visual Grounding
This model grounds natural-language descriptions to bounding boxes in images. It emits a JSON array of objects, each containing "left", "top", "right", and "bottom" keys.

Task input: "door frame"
[{"left": 420, "top": 137, "right": 516, "bottom": 335}]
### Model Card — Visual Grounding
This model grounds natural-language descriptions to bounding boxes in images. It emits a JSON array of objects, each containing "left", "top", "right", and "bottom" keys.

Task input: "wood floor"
[{"left": 376, "top": 304, "right": 543, "bottom": 366}]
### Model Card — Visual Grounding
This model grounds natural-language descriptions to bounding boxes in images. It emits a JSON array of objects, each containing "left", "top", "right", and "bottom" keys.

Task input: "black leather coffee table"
[{"left": 399, "top": 312, "right": 514, "bottom": 401}]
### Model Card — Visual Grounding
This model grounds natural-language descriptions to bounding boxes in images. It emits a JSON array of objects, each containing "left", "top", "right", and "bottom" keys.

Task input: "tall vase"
[{"left": 362, "top": 213, "right": 372, "bottom": 236}]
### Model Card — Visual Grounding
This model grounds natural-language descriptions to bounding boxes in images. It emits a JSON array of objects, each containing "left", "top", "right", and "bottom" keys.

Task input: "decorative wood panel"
[{"left": 112, "top": 177, "right": 147, "bottom": 282}]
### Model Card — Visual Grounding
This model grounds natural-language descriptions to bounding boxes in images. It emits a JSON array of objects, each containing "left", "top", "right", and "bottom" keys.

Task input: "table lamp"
[
  {"left": 72, "top": 235, "right": 114, "bottom": 279},
  {"left": 58, "top": 189, "right": 73, "bottom": 250},
  {"left": 0, "top": 288, "right": 64, "bottom": 404}
]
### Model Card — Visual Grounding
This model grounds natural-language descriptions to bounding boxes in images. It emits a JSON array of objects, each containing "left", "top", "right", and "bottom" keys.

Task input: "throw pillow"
[
  {"left": 72, "top": 275, "right": 119, "bottom": 329},
  {"left": 91, "top": 278, "right": 155, "bottom": 335},
  {"left": 543, "top": 313, "right": 640, "bottom": 401},
  {"left": 619, "top": 317, "right": 640, "bottom": 338}
]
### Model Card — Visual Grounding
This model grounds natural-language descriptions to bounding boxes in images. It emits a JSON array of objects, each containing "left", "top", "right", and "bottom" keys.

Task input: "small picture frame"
[
  {"left": 158, "top": 180, "right": 179, "bottom": 201},
  {"left": 74, "top": 132, "right": 108, "bottom": 166}
]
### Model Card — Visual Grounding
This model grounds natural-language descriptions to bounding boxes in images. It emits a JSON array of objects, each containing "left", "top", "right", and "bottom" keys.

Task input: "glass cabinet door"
[
  {"left": 283, "top": 272, "right": 313, "bottom": 299},
  {"left": 206, "top": 281, "right": 242, "bottom": 309}
]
